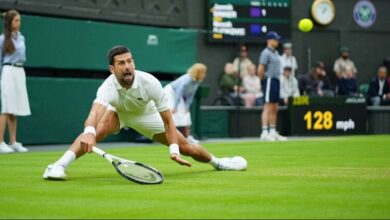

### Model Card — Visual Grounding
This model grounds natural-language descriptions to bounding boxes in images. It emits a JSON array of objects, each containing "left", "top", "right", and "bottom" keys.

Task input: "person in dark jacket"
[
  {"left": 367, "top": 66, "right": 390, "bottom": 106},
  {"left": 338, "top": 65, "right": 358, "bottom": 96},
  {"left": 299, "top": 61, "right": 334, "bottom": 97}
]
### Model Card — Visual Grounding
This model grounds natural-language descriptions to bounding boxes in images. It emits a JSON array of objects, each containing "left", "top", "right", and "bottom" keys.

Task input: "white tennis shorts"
[
  {"left": 1, "top": 65, "right": 31, "bottom": 116},
  {"left": 107, "top": 105, "right": 165, "bottom": 139},
  {"left": 163, "top": 84, "right": 192, "bottom": 127}
]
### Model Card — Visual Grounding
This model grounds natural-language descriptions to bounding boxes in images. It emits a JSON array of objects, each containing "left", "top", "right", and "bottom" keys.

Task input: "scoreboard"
[
  {"left": 289, "top": 96, "right": 367, "bottom": 135},
  {"left": 207, "top": 0, "right": 291, "bottom": 43}
]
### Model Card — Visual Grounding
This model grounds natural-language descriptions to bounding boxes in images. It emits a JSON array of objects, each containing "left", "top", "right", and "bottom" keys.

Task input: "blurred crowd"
[{"left": 214, "top": 44, "right": 390, "bottom": 107}]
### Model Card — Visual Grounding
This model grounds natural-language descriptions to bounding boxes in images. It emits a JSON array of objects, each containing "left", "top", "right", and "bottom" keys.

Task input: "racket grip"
[{"left": 92, "top": 146, "right": 106, "bottom": 157}]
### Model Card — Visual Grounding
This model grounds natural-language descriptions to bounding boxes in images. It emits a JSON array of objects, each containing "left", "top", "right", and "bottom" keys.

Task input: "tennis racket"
[{"left": 92, "top": 146, "right": 163, "bottom": 184}]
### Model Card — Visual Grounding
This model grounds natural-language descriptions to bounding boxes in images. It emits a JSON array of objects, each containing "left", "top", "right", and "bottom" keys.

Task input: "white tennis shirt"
[{"left": 94, "top": 70, "right": 169, "bottom": 115}]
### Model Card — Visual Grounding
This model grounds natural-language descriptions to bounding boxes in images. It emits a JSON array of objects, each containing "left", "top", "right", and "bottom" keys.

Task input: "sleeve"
[
  {"left": 185, "top": 90, "right": 196, "bottom": 111},
  {"left": 93, "top": 83, "right": 114, "bottom": 108},
  {"left": 259, "top": 50, "right": 269, "bottom": 65},
  {"left": 172, "top": 78, "right": 189, "bottom": 109},
  {"left": 219, "top": 74, "right": 230, "bottom": 89},
  {"left": 150, "top": 79, "right": 170, "bottom": 112}
]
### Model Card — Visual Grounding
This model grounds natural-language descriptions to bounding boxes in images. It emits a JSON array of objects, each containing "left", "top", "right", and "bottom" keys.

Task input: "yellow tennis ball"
[{"left": 298, "top": 18, "right": 313, "bottom": 32}]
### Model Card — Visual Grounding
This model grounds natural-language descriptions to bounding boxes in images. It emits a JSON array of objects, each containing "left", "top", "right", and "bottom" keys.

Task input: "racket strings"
[{"left": 116, "top": 160, "right": 162, "bottom": 183}]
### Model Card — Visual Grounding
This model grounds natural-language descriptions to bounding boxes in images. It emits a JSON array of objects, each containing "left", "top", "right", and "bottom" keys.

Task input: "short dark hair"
[{"left": 107, "top": 45, "right": 130, "bottom": 65}]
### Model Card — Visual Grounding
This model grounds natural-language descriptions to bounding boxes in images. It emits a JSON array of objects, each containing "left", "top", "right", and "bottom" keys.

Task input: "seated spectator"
[
  {"left": 233, "top": 44, "right": 254, "bottom": 79},
  {"left": 333, "top": 46, "right": 357, "bottom": 79},
  {"left": 219, "top": 63, "right": 244, "bottom": 105},
  {"left": 367, "top": 66, "right": 390, "bottom": 106},
  {"left": 242, "top": 63, "right": 263, "bottom": 107},
  {"left": 299, "top": 61, "right": 334, "bottom": 97},
  {"left": 338, "top": 65, "right": 358, "bottom": 96},
  {"left": 280, "top": 66, "right": 300, "bottom": 105},
  {"left": 279, "top": 42, "right": 298, "bottom": 77}
]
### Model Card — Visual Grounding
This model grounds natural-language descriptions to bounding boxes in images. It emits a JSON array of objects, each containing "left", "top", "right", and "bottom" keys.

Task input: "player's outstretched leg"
[
  {"left": 153, "top": 131, "right": 247, "bottom": 171},
  {"left": 43, "top": 110, "right": 119, "bottom": 180}
]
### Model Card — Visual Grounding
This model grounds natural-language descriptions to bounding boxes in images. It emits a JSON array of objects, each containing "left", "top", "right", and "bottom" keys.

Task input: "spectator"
[
  {"left": 242, "top": 63, "right": 263, "bottom": 107},
  {"left": 279, "top": 42, "right": 298, "bottom": 76},
  {"left": 367, "top": 66, "right": 390, "bottom": 106},
  {"left": 299, "top": 61, "right": 334, "bottom": 97},
  {"left": 0, "top": 10, "right": 30, "bottom": 154},
  {"left": 233, "top": 44, "right": 254, "bottom": 78},
  {"left": 257, "top": 31, "right": 287, "bottom": 141},
  {"left": 333, "top": 46, "right": 357, "bottom": 79},
  {"left": 219, "top": 63, "right": 244, "bottom": 105},
  {"left": 382, "top": 57, "right": 390, "bottom": 89},
  {"left": 337, "top": 64, "right": 358, "bottom": 96},
  {"left": 164, "top": 63, "right": 207, "bottom": 144},
  {"left": 280, "top": 66, "right": 300, "bottom": 105}
]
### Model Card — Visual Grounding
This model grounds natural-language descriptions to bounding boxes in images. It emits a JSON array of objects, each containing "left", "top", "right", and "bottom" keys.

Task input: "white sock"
[
  {"left": 269, "top": 125, "right": 276, "bottom": 134},
  {"left": 53, "top": 150, "right": 76, "bottom": 168},
  {"left": 209, "top": 155, "right": 220, "bottom": 168},
  {"left": 262, "top": 126, "right": 268, "bottom": 134}
]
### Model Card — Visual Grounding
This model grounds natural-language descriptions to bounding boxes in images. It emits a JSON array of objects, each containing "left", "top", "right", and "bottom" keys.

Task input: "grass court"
[{"left": 0, "top": 135, "right": 389, "bottom": 219}]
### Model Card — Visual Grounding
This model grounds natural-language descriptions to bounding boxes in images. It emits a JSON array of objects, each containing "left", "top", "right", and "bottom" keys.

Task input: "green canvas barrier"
[
  {"left": 14, "top": 77, "right": 103, "bottom": 144},
  {"left": 1, "top": 15, "right": 197, "bottom": 73}
]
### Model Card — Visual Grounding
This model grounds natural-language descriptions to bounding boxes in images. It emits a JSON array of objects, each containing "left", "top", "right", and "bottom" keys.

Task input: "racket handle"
[{"left": 92, "top": 146, "right": 106, "bottom": 157}]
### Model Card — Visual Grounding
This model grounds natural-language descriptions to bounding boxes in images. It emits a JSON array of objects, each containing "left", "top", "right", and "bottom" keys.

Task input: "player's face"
[
  {"left": 268, "top": 39, "right": 279, "bottom": 49},
  {"left": 110, "top": 52, "right": 135, "bottom": 89},
  {"left": 378, "top": 67, "right": 387, "bottom": 80},
  {"left": 196, "top": 70, "right": 206, "bottom": 82},
  {"left": 12, "top": 15, "right": 21, "bottom": 31}
]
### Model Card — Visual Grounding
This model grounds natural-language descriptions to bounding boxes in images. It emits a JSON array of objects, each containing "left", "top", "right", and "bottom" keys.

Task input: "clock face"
[{"left": 312, "top": 0, "right": 335, "bottom": 25}]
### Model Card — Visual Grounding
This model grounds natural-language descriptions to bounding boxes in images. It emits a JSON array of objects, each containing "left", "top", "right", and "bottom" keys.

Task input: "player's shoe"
[
  {"left": 9, "top": 142, "right": 28, "bottom": 152},
  {"left": 187, "top": 135, "right": 200, "bottom": 144},
  {"left": 260, "top": 132, "right": 276, "bottom": 141},
  {"left": 269, "top": 131, "right": 288, "bottom": 141},
  {"left": 0, "top": 142, "right": 14, "bottom": 153},
  {"left": 216, "top": 156, "right": 247, "bottom": 171},
  {"left": 43, "top": 164, "right": 67, "bottom": 180}
]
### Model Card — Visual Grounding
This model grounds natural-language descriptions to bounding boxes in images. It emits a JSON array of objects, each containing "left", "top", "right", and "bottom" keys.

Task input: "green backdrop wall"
[{"left": 1, "top": 14, "right": 197, "bottom": 73}]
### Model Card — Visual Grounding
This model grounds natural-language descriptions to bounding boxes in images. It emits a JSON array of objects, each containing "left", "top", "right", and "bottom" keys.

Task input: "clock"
[{"left": 311, "top": 0, "right": 336, "bottom": 25}]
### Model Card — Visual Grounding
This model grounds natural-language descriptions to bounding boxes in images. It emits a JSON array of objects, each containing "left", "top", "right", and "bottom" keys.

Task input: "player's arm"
[
  {"left": 257, "top": 64, "right": 265, "bottom": 79},
  {"left": 80, "top": 102, "right": 107, "bottom": 153},
  {"left": 159, "top": 110, "right": 191, "bottom": 167}
]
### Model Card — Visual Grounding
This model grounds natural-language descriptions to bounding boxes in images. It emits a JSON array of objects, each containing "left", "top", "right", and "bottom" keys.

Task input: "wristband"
[
  {"left": 169, "top": 144, "right": 180, "bottom": 156},
  {"left": 83, "top": 126, "right": 96, "bottom": 136}
]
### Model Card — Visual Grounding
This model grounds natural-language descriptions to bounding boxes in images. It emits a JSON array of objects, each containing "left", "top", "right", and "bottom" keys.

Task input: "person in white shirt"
[
  {"left": 280, "top": 66, "right": 300, "bottom": 105},
  {"left": 43, "top": 46, "right": 247, "bottom": 180},
  {"left": 233, "top": 45, "right": 254, "bottom": 79},
  {"left": 242, "top": 63, "right": 263, "bottom": 107},
  {"left": 333, "top": 47, "right": 357, "bottom": 79},
  {"left": 279, "top": 42, "right": 298, "bottom": 77}
]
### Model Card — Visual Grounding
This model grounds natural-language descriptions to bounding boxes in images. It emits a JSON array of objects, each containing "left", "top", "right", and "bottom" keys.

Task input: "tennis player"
[{"left": 43, "top": 45, "right": 247, "bottom": 180}]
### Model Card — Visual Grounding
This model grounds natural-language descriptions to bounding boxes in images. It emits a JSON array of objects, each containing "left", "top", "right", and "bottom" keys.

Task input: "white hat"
[{"left": 283, "top": 42, "right": 292, "bottom": 48}]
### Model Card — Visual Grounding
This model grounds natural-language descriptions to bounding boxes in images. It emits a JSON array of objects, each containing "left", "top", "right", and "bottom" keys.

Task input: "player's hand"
[
  {"left": 170, "top": 154, "right": 192, "bottom": 167},
  {"left": 80, "top": 133, "right": 96, "bottom": 153},
  {"left": 172, "top": 108, "right": 178, "bottom": 113}
]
